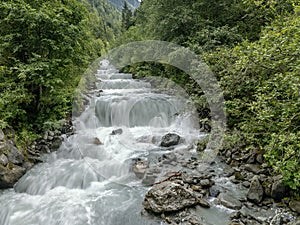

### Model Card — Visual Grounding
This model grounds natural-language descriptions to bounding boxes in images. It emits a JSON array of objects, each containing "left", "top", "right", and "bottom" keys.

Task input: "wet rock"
[
  {"left": 0, "top": 164, "right": 26, "bottom": 188},
  {"left": 110, "top": 128, "right": 123, "bottom": 135},
  {"left": 209, "top": 186, "right": 221, "bottom": 197},
  {"left": 22, "top": 161, "right": 34, "bottom": 170},
  {"left": 7, "top": 146, "right": 24, "bottom": 165},
  {"left": 160, "top": 152, "right": 177, "bottom": 164},
  {"left": 0, "top": 154, "right": 8, "bottom": 166},
  {"left": 247, "top": 175, "right": 264, "bottom": 204},
  {"left": 218, "top": 192, "right": 242, "bottom": 210},
  {"left": 142, "top": 174, "right": 157, "bottom": 186},
  {"left": 50, "top": 137, "right": 63, "bottom": 150},
  {"left": 242, "top": 181, "right": 251, "bottom": 188},
  {"left": 160, "top": 133, "right": 181, "bottom": 147},
  {"left": 93, "top": 137, "right": 103, "bottom": 145},
  {"left": 133, "top": 161, "right": 148, "bottom": 179},
  {"left": 289, "top": 200, "right": 300, "bottom": 214},
  {"left": 244, "top": 164, "right": 261, "bottom": 175},
  {"left": 196, "top": 197, "right": 210, "bottom": 208},
  {"left": 199, "top": 179, "right": 212, "bottom": 187},
  {"left": 271, "top": 180, "right": 289, "bottom": 201},
  {"left": 143, "top": 181, "right": 199, "bottom": 213}
]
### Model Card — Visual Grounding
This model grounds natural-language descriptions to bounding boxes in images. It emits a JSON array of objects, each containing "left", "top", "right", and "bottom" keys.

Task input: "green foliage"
[
  {"left": 115, "top": 1, "right": 300, "bottom": 190},
  {"left": 0, "top": 0, "right": 111, "bottom": 137},
  {"left": 121, "top": 2, "right": 134, "bottom": 31},
  {"left": 205, "top": 12, "right": 300, "bottom": 189}
]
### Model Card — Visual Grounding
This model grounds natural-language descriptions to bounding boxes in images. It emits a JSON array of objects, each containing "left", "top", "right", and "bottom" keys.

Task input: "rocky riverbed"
[
  {"left": 1, "top": 127, "right": 299, "bottom": 225},
  {"left": 135, "top": 134, "right": 300, "bottom": 225}
]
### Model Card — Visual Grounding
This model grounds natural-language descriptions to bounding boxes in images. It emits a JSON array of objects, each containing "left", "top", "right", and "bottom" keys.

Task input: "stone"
[
  {"left": 133, "top": 161, "right": 148, "bottom": 179},
  {"left": 22, "top": 161, "right": 34, "bottom": 170},
  {"left": 110, "top": 128, "right": 123, "bottom": 135},
  {"left": 143, "top": 181, "right": 199, "bottom": 213},
  {"left": 142, "top": 174, "right": 156, "bottom": 186},
  {"left": 209, "top": 186, "right": 221, "bottom": 197},
  {"left": 191, "top": 185, "right": 202, "bottom": 192},
  {"left": 256, "top": 153, "right": 264, "bottom": 164},
  {"left": 50, "top": 138, "right": 63, "bottom": 150},
  {"left": 7, "top": 146, "right": 24, "bottom": 165},
  {"left": 93, "top": 137, "right": 103, "bottom": 145},
  {"left": 200, "top": 179, "right": 211, "bottom": 187},
  {"left": 196, "top": 197, "right": 210, "bottom": 208},
  {"left": 289, "top": 200, "right": 300, "bottom": 214},
  {"left": 0, "top": 154, "right": 8, "bottom": 166},
  {"left": 161, "top": 152, "right": 177, "bottom": 164},
  {"left": 244, "top": 164, "right": 261, "bottom": 174},
  {"left": 242, "top": 181, "right": 251, "bottom": 188},
  {"left": 0, "top": 164, "right": 26, "bottom": 188},
  {"left": 160, "top": 133, "right": 181, "bottom": 147},
  {"left": 247, "top": 175, "right": 264, "bottom": 204},
  {"left": 218, "top": 192, "right": 242, "bottom": 210},
  {"left": 271, "top": 180, "right": 289, "bottom": 201}
]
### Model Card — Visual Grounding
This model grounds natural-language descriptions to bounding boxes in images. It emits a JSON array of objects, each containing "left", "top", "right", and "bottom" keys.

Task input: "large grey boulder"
[
  {"left": 247, "top": 175, "right": 264, "bottom": 204},
  {"left": 218, "top": 192, "right": 242, "bottom": 210},
  {"left": 143, "top": 181, "right": 203, "bottom": 213},
  {"left": 160, "top": 133, "right": 181, "bottom": 147},
  {"left": 7, "top": 146, "right": 25, "bottom": 165},
  {"left": 271, "top": 180, "right": 289, "bottom": 201},
  {"left": 0, "top": 164, "right": 26, "bottom": 188}
]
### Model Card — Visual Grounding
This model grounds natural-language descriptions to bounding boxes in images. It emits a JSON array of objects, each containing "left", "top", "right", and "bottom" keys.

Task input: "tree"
[{"left": 121, "top": 1, "right": 134, "bottom": 31}]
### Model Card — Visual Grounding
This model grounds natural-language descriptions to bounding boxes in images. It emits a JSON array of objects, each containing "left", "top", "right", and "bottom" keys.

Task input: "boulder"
[
  {"left": 0, "top": 164, "right": 26, "bottom": 188},
  {"left": 143, "top": 181, "right": 199, "bottom": 213},
  {"left": 160, "top": 133, "right": 181, "bottom": 147},
  {"left": 142, "top": 174, "right": 157, "bottom": 186},
  {"left": 244, "top": 164, "right": 261, "bottom": 175},
  {"left": 7, "top": 146, "right": 24, "bottom": 165},
  {"left": 133, "top": 161, "right": 148, "bottom": 179},
  {"left": 247, "top": 175, "right": 264, "bottom": 204},
  {"left": 271, "top": 180, "right": 289, "bottom": 201},
  {"left": 0, "top": 154, "right": 8, "bottom": 166},
  {"left": 160, "top": 152, "right": 177, "bottom": 164},
  {"left": 218, "top": 192, "right": 242, "bottom": 210},
  {"left": 110, "top": 128, "right": 123, "bottom": 135}
]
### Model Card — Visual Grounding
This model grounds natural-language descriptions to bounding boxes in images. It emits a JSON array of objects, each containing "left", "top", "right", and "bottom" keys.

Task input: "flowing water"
[{"left": 0, "top": 60, "right": 280, "bottom": 225}]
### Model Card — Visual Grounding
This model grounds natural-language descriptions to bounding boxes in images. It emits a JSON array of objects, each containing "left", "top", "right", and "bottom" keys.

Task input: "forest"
[
  {"left": 0, "top": 0, "right": 299, "bottom": 193},
  {"left": 118, "top": 0, "right": 300, "bottom": 191}
]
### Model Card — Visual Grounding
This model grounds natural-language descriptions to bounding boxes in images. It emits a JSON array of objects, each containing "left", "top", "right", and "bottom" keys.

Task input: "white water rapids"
[
  {"left": 0, "top": 60, "right": 209, "bottom": 225},
  {"left": 0, "top": 60, "right": 287, "bottom": 225}
]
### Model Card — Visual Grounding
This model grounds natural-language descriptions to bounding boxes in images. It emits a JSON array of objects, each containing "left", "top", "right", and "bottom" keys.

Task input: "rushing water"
[
  {"left": 0, "top": 60, "right": 204, "bottom": 225},
  {"left": 0, "top": 60, "right": 282, "bottom": 225}
]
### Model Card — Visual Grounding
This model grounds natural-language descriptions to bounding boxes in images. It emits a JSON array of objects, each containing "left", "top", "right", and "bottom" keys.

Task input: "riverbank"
[
  {"left": 139, "top": 134, "right": 300, "bottom": 225},
  {"left": 0, "top": 120, "right": 73, "bottom": 189}
]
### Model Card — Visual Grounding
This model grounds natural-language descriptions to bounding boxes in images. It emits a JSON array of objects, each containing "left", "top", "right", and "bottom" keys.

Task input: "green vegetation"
[
  {"left": 0, "top": 0, "right": 116, "bottom": 140},
  {"left": 116, "top": 0, "right": 300, "bottom": 190}
]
